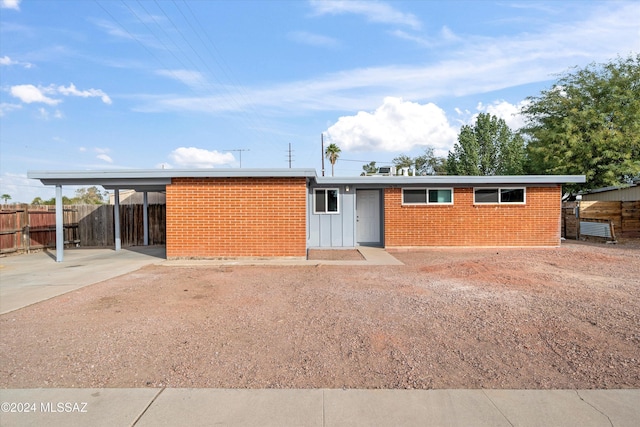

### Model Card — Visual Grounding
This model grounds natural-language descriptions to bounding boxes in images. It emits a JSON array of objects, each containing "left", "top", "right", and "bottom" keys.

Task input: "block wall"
[
  {"left": 166, "top": 177, "right": 307, "bottom": 258},
  {"left": 384, "top": 186, "right": 562, "bottom": 247}
]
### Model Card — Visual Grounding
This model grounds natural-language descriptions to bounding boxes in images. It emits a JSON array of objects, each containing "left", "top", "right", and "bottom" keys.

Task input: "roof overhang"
[
  {"left": 28, "top": 169, "right": 586, "bottom": 191},
  {"left": 314, "top": 175, "right": 586, "bottom": 186}
]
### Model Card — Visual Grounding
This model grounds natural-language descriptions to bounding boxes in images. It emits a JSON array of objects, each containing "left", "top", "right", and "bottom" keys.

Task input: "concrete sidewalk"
[{"left": 1, "top": 388, "right": 638, "bottom": 427}]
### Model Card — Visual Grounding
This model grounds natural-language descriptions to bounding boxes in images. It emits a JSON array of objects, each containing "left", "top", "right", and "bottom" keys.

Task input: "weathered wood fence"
[
  {"left": 0, "top": 204, "right": 165, "bottom": 254},
  {"left": 562, "top": 200, "right": 640, "bottom": 239}
]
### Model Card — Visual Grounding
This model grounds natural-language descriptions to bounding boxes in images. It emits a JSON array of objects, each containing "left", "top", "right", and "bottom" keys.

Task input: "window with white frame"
[
  {"left": 402, "top": 188, "right": 453, "bottom": 205},
  {"left": 474, "top": 187, "right": 526, "bottom": 204},
  {"left": 314, "top": 188, "right": 339, "bottom": 213}
]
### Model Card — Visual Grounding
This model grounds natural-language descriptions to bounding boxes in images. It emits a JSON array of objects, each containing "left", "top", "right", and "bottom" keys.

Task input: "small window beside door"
[
  {"left": 314, "top": 189, "right": 339, "bottom": 214},
  {"left": 402, "top": 188, "right": 453, "bottom": 205}
]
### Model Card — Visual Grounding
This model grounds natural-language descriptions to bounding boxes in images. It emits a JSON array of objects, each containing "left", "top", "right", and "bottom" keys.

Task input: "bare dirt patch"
[{"left": 1, "top": 241, "right": 639, "bottom": 389}]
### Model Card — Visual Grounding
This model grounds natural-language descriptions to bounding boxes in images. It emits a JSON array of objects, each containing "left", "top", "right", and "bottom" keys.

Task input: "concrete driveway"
[{"left": 0, "top": 246, "right": 165, "bottom": 314}]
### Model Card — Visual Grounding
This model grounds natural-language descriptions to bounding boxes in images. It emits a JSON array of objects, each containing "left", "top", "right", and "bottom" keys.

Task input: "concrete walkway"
[
  {"left": 0, "top": 246, "right": 166, "bottom": 314},
  {"left": 1, "top": 388, "right": 638, "bottom": 427},
  {"left": 0, "top": 246, "right": 400, "bottom": 314},
  {"left": 163, "top": 246, "right": 404, "bottom": 267}
]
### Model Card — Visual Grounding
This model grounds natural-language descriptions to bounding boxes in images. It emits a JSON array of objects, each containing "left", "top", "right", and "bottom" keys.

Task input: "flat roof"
[
  {"left": 28, "top": 168, "right": 586, "bottom": 191},
  {"left": 27, "top": 168, "right": 317, "bottom": 192},
  {"left": 314, "top": 175, "right": 586, "bottom": 186}
]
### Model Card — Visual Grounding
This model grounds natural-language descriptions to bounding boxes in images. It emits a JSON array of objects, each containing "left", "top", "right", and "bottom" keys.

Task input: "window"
[
  {"left": 403, "top": 189, "right": 427, "bottom": 204},
  {"left": 314, "top": 189, "right": 339, "bottom": 213},
  {"left": 402, "top": 188, "right": 453, "bottom": 205},
  {"left": 474, "top": 188, "right": 525, "bottom": 204},
  {"left": 429, "top": 189, "right": 453, "bottom": 204}
]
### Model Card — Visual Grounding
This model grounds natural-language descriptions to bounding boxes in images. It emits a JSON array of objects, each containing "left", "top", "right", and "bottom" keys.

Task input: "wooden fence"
[
  {"left": 562, "top": 200, "right": 640, "bottom": 239},
  {"left": 0, "top": 204, "right": 165, "bottom": 254}
]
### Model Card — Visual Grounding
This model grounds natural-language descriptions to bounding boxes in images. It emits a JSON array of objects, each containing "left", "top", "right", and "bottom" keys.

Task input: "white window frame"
[
  {"left": 402, "top": 188, "right": 454, "bottom": 205},
  {"left": 473, "top": 187, "right": 526, "bottom": 204},
  {"left": 313, "top": 188, "right": 340, "bottom": 214}
]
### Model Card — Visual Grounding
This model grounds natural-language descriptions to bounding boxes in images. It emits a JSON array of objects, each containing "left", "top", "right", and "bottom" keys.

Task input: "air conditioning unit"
[{"left": 377, "top": 166, "right": 396, "bottom": 176}]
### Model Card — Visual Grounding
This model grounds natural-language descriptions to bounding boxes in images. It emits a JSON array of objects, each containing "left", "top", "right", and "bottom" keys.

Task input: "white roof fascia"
[
  {"left": 314, "top": 175, "right": 586, "bottom": 186},
  {"left": 28, "top": 168, "right": 316, "bottom": 180}
]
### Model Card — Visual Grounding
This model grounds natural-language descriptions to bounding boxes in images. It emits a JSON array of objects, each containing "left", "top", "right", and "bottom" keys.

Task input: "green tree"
[
  {"left": 324, "top": 143, "right": 341, "bottom": 177},
  {"left": 393, "top": 147, "right": 447, "bottom": 175},
  {"left": 522, "top": 55, "right": 640, "bottom": 192},
  {"left": 446, "top": 113, "right": 526, "bottom": 175},
  {"left": 1, "top": 194, "right": 11, "bottom": 204},
  {"left": 413, "top": 147, "right": 447, "bottom": 175},
  {"left": 31, "top": 196, "right": 72, "bottom": 205},
  {"left": 361, "top": 161, "right": 377, "bottom": 176},
  {"left": 392, "top": 154, "right": 414, "bottom": 169},
  {"left": 73, "top": 186, "right": 107, "bottom": 204}
]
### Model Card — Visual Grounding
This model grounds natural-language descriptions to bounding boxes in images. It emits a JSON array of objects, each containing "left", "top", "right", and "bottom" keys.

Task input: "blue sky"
[{"left": 1, "top": 0, "right": 638, "bottom": 202}]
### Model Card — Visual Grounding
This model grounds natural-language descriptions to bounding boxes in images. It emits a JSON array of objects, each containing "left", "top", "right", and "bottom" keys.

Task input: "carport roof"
[{"left": 28, "top": 168, "right": 318, "bottom": 192}]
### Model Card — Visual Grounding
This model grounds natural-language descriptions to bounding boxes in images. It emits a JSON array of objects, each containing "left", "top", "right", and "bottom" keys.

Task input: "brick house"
[{"left": 29, "top": 169, "right": 584, "bottom": 261}]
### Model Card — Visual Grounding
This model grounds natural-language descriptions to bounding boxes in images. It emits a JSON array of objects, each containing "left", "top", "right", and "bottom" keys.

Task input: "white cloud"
[
  {"left": 0, "top": 55, "right": 32, "bottom": 68},
  {"left": 0, "top": 55, "right": 16, "bottom": 65},
  {"left": 155, "top": 69, "right": 206, "bottom": 88},
  {"left": 169, "top": 147, "right": 236, "bottom": 168},
  {"left": 96, "top": 154, "right": 113, "bottom": 163},
  {"left": 475, "top": 100, "right": 530, "bottom": 130},
  {"left": 1, "top": 0, "right": 21, "bottom": 10},
  {"left": 309, "top": 0, "right": 421, "bottom": 29},
  {"left": 325, "top": 97, "right": 457, "bottom": 155},
  {"left": 0, "top": 172, "right": 52, "bottom": 205},
  {"left": 8, "top": 83, "right": 112, "bottom": 111},
  {"left": 0, "top": 102, "right": 22, "bottom": 116},
  {"left": 288, "top": 31, "right": 339, "bottom": 48},
  {"left": 10, "top": 84, "right": 60, "bottom": 105},
  {"left": 58, "top": 83, "right": 112, "bottom": 104}
]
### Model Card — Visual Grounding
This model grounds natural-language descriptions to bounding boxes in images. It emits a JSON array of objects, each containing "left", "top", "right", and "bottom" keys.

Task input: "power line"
[{"left": 223, "top": 149, "right": 250, "bottom": 168}]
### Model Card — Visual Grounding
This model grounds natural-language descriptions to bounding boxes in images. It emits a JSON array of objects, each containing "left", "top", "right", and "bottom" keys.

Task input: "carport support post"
[
  {"left": 143, "top": 191, "right": 149, "bottom": 246},
  {"left": 55, "top": 184, "right": 64, "bottom": 262},
  {"left": 114, "top": 188, "right": 121, "bottom": 251}
]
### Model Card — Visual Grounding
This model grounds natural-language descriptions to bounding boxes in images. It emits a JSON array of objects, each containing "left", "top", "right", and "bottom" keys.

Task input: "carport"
[{"left": 27, "top": 170, "right": 170, "bottom": 262}]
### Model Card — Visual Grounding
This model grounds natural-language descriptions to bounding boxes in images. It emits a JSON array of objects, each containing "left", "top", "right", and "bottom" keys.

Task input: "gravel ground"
[{"left": 1, "top": 240, "right": 639, "bottom": 389}]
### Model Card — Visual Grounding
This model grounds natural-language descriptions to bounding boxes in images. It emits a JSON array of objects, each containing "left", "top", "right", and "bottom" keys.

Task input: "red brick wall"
[
  {"left": 166, "top": 177, "right": 307, "bottom": 258},
  {"left": 384, "top": 186, "right": 562, "bottom": 247}
]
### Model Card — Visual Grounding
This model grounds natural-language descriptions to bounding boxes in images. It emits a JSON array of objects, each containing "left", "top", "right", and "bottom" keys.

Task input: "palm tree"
[{"left": 324, "top": 143, "right": 341, "bottom": 177}]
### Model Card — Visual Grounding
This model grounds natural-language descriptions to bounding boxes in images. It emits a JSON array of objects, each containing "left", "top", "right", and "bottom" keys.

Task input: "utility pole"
[
  {"left": 288, "top": 143, "right": 293, "bottom": 168},
  {"left": 224, "top": 149, "right": 250, "bottom": 168},
  {"left": 321, "top": 134, "right": 325, "bottom": 177}
]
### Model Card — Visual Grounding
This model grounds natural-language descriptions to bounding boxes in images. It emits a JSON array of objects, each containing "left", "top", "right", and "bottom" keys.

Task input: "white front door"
[{"left": 356, "top": 190, "right": 381, "bottom": 244}]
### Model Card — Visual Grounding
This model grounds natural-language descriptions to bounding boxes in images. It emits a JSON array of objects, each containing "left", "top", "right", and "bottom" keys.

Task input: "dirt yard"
[{"left": 1, "top": 241, "right": 639, "bottom": 389}]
